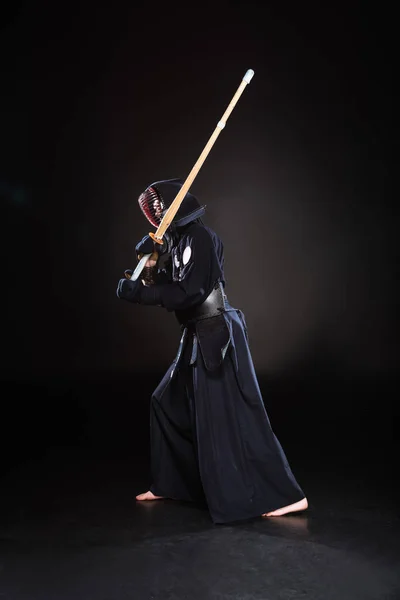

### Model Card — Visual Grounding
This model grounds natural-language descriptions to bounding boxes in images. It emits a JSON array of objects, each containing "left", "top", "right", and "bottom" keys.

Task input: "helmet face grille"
[{"left": 138, "top": 186, "right": 164, "bottom": 228}]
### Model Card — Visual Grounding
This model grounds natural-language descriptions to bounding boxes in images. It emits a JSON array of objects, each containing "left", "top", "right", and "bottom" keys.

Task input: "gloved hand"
[
  {"left": 135, "top": 235, "right": 155, "bottom": 257},
  {"left": 116, "top": 273, "right": 143, "bottom": 303},
  {"left": 135, "top": 233, "right": 173, "bottom": 258}
]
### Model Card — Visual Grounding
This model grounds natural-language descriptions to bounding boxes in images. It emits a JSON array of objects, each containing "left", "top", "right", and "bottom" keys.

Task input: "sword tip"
[{"left": 243, "top": 69, "right": 255, "bottom": 83}]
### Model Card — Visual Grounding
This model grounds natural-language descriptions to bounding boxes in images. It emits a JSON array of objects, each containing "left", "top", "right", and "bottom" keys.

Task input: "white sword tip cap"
[{"left": 243, "top": 69, "right": 255, "bottom": 83}]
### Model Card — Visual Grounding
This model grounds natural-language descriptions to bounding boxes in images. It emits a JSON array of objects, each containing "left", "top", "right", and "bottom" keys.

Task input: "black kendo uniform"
[{"left": 117, "top": 179, "right": 306, "bottom": 524}]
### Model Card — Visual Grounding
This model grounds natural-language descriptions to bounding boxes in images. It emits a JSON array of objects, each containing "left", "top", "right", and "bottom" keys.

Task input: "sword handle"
[
  {"left": 127, "top": 252, "right": 159, "bottom": 281},
  {"left": 137, "top": 251, "right": 159, "bottom": 262}
]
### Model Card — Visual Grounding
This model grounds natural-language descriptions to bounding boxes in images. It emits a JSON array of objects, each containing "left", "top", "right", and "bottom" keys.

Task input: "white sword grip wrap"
[
  {"left": 243, "top": 69, "right": 255, "bottom": 84},
  {"left": 132, "top": 253, "right": 152, "bottom": 281}
]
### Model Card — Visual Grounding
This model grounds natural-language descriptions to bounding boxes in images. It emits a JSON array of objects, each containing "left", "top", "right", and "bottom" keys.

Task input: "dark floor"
[{"left": 0, "top": 372, "right": 399, "bottom": 599}]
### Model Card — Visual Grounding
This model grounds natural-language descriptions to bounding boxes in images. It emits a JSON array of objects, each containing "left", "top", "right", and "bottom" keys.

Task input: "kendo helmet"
[{"left": 138, "top": 178, "right": 206, "bottom": 229}]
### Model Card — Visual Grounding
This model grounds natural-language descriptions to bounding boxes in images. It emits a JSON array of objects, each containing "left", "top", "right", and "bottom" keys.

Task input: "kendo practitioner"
[{"left": 116, "top": 178, "right": 308, "bottom": 524}]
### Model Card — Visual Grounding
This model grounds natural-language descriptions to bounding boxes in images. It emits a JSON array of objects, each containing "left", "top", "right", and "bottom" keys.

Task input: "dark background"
[{"left": 0, "top": 2, "right": 397, "bottom": 482}]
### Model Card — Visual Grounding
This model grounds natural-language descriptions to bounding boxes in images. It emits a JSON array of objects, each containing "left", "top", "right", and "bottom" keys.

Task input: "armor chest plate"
[{"left": 172, "top": 241, "right": 193, "bottom": 282}]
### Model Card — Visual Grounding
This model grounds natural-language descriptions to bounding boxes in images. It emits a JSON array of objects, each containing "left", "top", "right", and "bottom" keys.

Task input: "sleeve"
[{"left": 139, "top": 226, "right": 222, "bottom": 312}]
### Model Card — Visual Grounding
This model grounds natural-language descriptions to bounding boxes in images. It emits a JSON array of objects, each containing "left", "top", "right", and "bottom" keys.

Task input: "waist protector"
[
  {"left": 175, "top": 282, "right": 231, "bottom": 371},
  {"left": 175, "top": 281, "right": 227, "bottom": 325}
]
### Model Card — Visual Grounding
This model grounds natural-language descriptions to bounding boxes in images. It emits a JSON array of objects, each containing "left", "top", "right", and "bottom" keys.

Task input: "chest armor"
[{"left": 171, "top": 242, "right": 193, "bottom": 282}]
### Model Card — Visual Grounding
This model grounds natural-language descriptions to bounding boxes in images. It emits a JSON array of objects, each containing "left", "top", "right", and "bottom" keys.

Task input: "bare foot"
[
  {"left": 136, "top": 490, "right": 165, "bottom": 501},
  {"left": 262, "top": 497, "right": 308, "bottom": 517}
]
